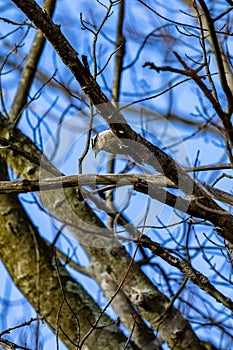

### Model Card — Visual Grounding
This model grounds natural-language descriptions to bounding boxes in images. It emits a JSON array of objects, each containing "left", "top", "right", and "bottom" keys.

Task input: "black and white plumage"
[
  {"left": 91, "top": 129, "right": 143, "bottom": 164},
  {"left": 92, "top": 130, "right": 127, "bottom": 156}
]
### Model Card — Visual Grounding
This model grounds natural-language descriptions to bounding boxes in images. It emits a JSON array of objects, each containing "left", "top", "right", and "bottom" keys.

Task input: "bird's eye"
[{"left": 91, "top": 136, "right": 96, "bottom": 148}]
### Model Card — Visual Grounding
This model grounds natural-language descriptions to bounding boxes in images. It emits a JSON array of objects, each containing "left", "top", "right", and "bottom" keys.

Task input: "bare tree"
[{"left": 0, "top": 0, "right": 232, "bottom": 349}]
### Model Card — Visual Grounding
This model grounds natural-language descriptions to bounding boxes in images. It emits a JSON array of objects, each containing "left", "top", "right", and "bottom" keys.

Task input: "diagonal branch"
[
  {"left": 198, "top": 0, "right": 233, "bottom": 115},
  {"left": 7, "top": 0, "right": 233, "bottom": 243},
  {"left": 9, "top": 0, "right": 57, "bottom": 125}
]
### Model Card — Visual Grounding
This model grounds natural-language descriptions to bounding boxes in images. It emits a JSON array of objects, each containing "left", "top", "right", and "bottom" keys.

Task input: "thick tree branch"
[
  {"left": 0, "top": 112, "right": 209, "bottom": 350},
  {"left": 9, "top": 0, "right": 233, "bottom": 245},
  {"left": 0, "top": 157, "right": 139, "bottom": 350}
]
